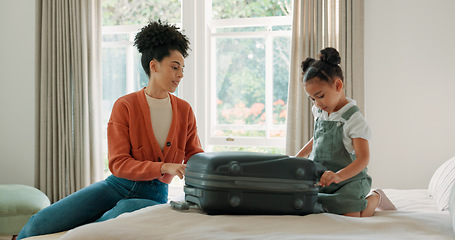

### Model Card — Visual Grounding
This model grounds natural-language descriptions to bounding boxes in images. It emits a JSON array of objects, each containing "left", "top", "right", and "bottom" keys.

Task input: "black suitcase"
[{"left": 174, "top": 151, "right": 325, "bottom": 215}]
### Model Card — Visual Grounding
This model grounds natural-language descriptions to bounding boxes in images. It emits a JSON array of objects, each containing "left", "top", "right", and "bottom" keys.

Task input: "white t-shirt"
[
  {"left": 144, "top": 91, "right": 173, "bottom": 150},
  {"left": 311, "top": 98, "right": 371, "bottom": 154}
]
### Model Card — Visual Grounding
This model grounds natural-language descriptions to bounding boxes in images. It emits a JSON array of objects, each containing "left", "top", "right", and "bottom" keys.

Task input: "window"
[
  {"left": 101, "top": 0, "right": 293, "bottom": 177},
  {"left": 206, "top": 1, "right": 292, "bottom": 154}
]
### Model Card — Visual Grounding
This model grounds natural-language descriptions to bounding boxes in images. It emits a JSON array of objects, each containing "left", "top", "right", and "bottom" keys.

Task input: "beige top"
[{"left": 144, "top": 90, "right": 173, "bottom": 150}]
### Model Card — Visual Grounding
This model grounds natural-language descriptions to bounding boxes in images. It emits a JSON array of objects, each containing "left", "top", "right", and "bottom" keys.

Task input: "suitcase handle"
[
  {"left": 170, "top": 201, "right": 191, "bottom": 210},
  {"left": 184, "top": 185, "right": 203, "bottom": 197}
]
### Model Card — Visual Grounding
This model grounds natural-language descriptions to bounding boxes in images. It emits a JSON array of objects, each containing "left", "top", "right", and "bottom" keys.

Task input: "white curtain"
[
  {"left": 285, "top": 0, "right": 364, "bottom": 155},
  {"left": 35, "top": 0, "right": 103, "bottom": 202},
  {"left": 339, "top": 0, "right": 365, "bottom": 113}
]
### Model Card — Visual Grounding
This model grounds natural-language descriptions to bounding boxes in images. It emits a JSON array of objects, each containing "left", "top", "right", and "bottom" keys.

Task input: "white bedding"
[{"left": 25, "top": 189, "right": 454, "bottom": 240}]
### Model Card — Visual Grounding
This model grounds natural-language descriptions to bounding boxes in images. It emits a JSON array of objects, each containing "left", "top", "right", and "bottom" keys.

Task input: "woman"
[{"left": 18, "top": 20, "right": 203, "bottom": 239}]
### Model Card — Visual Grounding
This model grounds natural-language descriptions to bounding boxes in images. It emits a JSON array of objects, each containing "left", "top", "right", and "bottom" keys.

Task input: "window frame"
[{"left": 205, "top": 9, "right": 292, "bottom": 151}]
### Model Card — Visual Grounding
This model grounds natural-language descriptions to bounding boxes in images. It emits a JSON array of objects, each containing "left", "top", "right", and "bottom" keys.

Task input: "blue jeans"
[{"left": 17, "top": 175, "right": 168, "bottom": 239}]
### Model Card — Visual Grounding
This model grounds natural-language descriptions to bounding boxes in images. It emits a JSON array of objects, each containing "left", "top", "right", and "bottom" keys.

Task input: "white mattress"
[{"left": 25, "top": 189, "right": 454, "bottom": 240}]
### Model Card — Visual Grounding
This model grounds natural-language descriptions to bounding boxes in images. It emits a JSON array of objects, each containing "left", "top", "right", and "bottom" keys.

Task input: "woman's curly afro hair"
[{"left": 134, "top": 20, "right": 190, "bottom": 77}]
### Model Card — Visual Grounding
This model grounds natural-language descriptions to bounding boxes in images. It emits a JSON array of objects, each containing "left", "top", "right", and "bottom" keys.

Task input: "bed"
[
  {"left": 21, "top": 189, "right": 453, "bottom": 240},
  {"left": 24, "top": 156, "right": 455, "bottom": 240}
]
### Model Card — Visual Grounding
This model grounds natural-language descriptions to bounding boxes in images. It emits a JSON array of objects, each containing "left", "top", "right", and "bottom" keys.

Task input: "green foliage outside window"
[{"left": 102, "top": 0, "right": 181, "bottom": 26}]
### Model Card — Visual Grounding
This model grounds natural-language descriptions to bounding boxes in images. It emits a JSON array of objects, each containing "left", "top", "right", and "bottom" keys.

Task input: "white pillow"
[
  {"left": 428, "top": 156, "right": 455, "bottom": 211},
  {"left": 449, "top": 181, "right": 455, "bottom": 234}
]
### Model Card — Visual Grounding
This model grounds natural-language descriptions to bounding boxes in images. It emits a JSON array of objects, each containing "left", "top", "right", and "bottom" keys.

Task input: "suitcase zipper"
[{"left": 185, "top": 171, "right": 316, "bottom": 192}]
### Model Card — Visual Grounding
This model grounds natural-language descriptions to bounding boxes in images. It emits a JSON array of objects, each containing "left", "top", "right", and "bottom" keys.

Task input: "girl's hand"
[
  {"left": 318, "top": 170, "right": 342, "bottom": 187},
  {"left": 161, "top": 163, "right": 186, "bottom": 179}
]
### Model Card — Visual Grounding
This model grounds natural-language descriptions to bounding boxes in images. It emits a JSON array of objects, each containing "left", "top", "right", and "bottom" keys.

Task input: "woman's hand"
[
  {"left": 161, "top": 163, "right": 186, "bottom": 179},
  {"left": 318, "top": 170, "right": 342, "bottom": 187}
]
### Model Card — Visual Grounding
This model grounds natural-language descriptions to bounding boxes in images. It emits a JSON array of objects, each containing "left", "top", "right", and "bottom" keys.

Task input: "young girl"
[
  {"left": 17, "top": 20, "right": 204, "bottom": 239},
  {"left": 295, "top": 47, "right": 395, "bottom": 217}
]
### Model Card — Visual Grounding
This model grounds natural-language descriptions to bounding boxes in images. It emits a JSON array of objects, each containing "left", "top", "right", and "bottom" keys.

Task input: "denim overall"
[{"left": 309, "top": 105, "right": 372, "bottom": 214}]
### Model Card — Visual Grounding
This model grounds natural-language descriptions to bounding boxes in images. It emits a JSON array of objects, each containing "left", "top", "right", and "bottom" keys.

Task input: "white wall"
[
  {"left": 1, "top": 0, "right": 454, "bottom": 190},
  {"left": 365, "top": 0, "right": 455, "bottom": 189},
  {"left": 0, "top": 0, "right": 36, "bottom": 186}
]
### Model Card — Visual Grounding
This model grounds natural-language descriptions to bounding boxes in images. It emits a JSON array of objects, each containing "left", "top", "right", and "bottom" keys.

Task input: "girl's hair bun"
[
  {"left": 319, "top": 47, "right": 341, "bottom": 66},
  {"left": 301, "top": 57, "right": 315, "bottom": 72}
]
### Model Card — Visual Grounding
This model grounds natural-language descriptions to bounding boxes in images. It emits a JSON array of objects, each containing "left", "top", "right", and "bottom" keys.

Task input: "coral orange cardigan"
[{"left": 107, "top": 88, "right": 204, "bottom": 183}]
